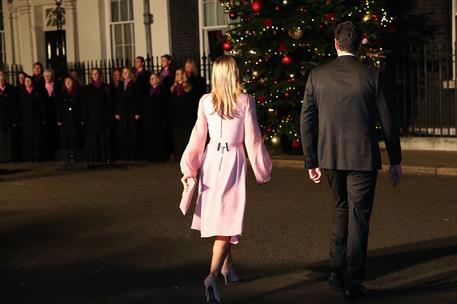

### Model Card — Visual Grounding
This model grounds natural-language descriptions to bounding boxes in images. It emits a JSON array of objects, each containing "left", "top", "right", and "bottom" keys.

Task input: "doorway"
[{"left": 45, "top": 30, "right": 67, "bottom": 76}]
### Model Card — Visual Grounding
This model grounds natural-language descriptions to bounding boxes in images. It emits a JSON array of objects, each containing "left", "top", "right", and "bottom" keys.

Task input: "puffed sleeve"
[
  {"left": 244, "top": 95, "right": 272, "bottom": 184},
  {"left": 180, "top": 95, "right": 208, "bottom": 177}
]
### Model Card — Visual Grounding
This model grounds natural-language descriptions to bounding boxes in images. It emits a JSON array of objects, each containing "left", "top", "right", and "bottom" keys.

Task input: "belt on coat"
[
  {"left": 208, "top": 139, "right": 243, "bottom": 152},
  {"left": 208, "top": 139, "right": 243, "bottom": 171}
]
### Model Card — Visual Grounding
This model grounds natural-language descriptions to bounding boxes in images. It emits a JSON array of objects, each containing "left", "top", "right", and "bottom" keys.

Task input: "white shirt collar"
[{"left": 338, "top": 50, "right": 356, "bottom": 57}]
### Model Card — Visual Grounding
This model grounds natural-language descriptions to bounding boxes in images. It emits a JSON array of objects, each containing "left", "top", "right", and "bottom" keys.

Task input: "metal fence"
[
  {"left": 390, "top": 44, "right": 457, "bottom": 137},
  {"left": 1, "top": 47, "right": 456, "bottom": 138},
  {"left": 67, "top": 53, "right": 213, "bottom": 86}
]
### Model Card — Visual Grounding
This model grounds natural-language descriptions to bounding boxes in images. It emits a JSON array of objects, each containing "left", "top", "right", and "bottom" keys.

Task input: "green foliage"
[{"left": 221, "top": 0, "right": 393, "bottom": 149}]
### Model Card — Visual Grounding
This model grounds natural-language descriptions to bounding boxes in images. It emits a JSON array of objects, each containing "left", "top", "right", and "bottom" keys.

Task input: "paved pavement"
[
  {"left": 0, "top": 162, "right": 456, "bottom": 303},
  {"left": 271, "top": 149, "right": 457, "bottom": 176}
]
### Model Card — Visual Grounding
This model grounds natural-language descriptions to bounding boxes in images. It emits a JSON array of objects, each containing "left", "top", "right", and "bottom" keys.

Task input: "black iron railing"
[{"left": 390, "top": 44, "right": 457, "bottom": 137}]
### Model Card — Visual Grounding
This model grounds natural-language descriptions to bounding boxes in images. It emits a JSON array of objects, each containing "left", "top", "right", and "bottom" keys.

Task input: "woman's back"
[{"left": 202, "top": 93, "right": 249, "bottom": 145}]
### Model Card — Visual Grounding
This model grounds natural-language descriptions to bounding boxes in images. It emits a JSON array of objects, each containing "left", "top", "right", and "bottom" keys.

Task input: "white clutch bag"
[{"left": 179, "top": 178, "right": 197, "bottom": 215}]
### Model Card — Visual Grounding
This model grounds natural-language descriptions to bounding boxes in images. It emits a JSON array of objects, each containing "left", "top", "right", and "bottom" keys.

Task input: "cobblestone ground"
[{"left": 0, "top": 162, "right": 456, "bottom": 303}]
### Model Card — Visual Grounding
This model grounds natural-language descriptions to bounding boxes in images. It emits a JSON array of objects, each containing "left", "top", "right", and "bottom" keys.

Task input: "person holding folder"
[{"left": 180, "top": 55, "right": 272, "bottom": 304}]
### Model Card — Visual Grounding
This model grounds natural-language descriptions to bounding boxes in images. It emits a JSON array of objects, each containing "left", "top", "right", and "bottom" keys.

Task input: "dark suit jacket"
[{"left": 300, "top": 55, "right": 401, "bottom": 171}]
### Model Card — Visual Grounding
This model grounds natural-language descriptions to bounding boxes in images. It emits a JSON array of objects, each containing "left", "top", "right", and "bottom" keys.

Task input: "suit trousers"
[{"left": 324, "top": 169, "right": 378, "bottom": 287}]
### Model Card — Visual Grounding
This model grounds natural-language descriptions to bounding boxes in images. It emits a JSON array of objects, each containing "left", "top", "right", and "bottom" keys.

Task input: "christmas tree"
[{"left": 220, "top": 0, "right": 394, "bottom": 152}]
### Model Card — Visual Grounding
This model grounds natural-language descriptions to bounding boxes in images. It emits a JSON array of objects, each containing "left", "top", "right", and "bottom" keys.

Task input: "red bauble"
[
  {"left": 372, "top": 13, "right": 380, "bottom": 22},
  {"left": 251, "top": 0, "right": 263, "bottom": 13},
  {"left": 263, "top": 18, "right": 273, "bottom": 28},
  {"left": 229, "top": 11, "right": 238, "bottom": 20},
  {"left": 222, "top": 40, "right": 233, "bottom": 51},
  {"left": 324, "top": 12, "right": 336, "bottom": 22},
  {"left": 281, "top": 55, "right": 293, "bottom": 65},
  {"left": 291, "top": 139, "right": 301, "bottom": 149},
  {"left": 278, "top": 43, "right": 287, "bottom": 53},
  {"left": 275, "top": 5, "right": 281, "bottom": 11},
  {"left": 257, "top": 95, "right": 266, "bottom": 104},
  {"left": 284, "top": 91, "right": 290, "bottom": 97}
]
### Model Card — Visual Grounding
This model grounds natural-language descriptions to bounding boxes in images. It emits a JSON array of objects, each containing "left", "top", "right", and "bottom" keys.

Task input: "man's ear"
[{"left": 334, "top": 39, "right": 339, "bottom": 51}]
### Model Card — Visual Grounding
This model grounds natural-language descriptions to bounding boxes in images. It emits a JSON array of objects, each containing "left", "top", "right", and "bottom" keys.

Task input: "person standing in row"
[
  {"left": 142, "top": 73, "right": 165, "bottom": 161},
  {"left": 57, "top": 76, "right": 83, "bottom": 153},
  {"left": 159, "top": 54, "right": 174, "bottom": 92},
  {"left": 17, "top": 72, "right": 26, "bottom": 89},
  {"left": 160, "top": 54, "right": 175, "bottom": 160},
  {"left": 185, "top": 59, "right": 206, "bottom": 101},
  {"left": 109, "top": 69, "right": 122, "bottom": 160},
  {"left": 170, "top": 68, "right": 196, "bottom": 161},
  {"left": 32, "top": 62, "right": 45, "bottom": 89},
  {"left": 0, "top": 72, "right": 17, "bottom": 162},
  {"left": 19, "top": 75, "right": 46, "bottom": 162},
  {"left": 134, "top": 56, "right": 151, "bottom": 94},
  {"left": 43, "top": 69, "right": 58, "bottom": 160},
  {"left": 114, "top": 67, "right": 141, "bottom": 161},
  {"left": 83, "top": 68, "right": 111, "bottom": 164}
]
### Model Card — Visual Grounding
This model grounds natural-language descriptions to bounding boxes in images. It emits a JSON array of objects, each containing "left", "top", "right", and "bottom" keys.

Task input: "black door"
[{"left": 45, "top": 31, "right": 67, "bottom": 78}]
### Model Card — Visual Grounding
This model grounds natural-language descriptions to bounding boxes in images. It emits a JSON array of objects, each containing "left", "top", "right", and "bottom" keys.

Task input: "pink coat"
[{"left": 180, "top": 93, "right": 272, "bottom": 244}]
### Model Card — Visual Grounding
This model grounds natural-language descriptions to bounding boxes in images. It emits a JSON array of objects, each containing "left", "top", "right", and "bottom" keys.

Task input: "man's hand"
[
  {"left": 308, "top": 168, "right": 322, "bottom": 184},
  {"left": 115, "top": 114, "right": 120, "bottom": 120},
  {"left": 389, "top": 164, "right": 402, "bottom": 187}
]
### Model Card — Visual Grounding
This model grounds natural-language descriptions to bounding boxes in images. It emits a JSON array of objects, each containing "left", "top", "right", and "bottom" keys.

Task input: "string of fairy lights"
[{"left": 220, "top": 0, "right": 394, "bottom": 149}]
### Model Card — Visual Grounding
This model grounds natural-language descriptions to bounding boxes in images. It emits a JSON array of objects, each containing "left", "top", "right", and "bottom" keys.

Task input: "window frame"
[
  {"left": 109, "top": 0, "right": 135, "bottom": 60},
  {"left": 198, "top": 0, "right": 230, "bottom": 57}
]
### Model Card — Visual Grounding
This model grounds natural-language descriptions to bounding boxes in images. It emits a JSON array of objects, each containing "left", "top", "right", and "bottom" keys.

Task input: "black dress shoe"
[
  {"left": 328, "top": 273, "right": 344, "bottom": 291},
  {"left": 344, "top": 285, "right": 366, "bottom": 301}
]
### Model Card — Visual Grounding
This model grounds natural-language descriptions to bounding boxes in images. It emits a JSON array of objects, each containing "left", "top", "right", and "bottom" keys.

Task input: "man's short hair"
[
  {"left": 334, "top": 21, "right": 362, "bottom": 54},
  {"left": 161, "top": 54, "right": 172, "bottom": 61},
  {"left": 135, "top": 56, "right": 145, "bottom": 64}
]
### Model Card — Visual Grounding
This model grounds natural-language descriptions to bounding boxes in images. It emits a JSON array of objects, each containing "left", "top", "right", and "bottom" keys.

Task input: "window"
[
  {"left": 0, "top": 2, "right": 5, "bottom": 64},
  {"left": 199, "top": 0, "right": 230, "bottom": 56},
  {"left": 110, "top": 0, "right": 135, "bottom": 60}
]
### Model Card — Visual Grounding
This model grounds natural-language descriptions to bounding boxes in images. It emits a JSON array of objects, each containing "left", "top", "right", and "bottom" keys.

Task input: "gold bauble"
[
  {"left": 288, "top": 27, "right": 304, "bottom": 40},
  {"left": 362, "top": 12, "right": 372, "bottom": 23},
  {"left": 271, "top": 136, "right": 281, "bottom": 147}
]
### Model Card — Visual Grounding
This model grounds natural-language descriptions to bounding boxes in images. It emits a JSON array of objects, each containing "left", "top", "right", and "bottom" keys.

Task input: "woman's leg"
[
  {"left": 210, "top": 236, "right": 230, "bottom": 277},
  {"left": 221, "top": 245, "right": 240, "bottom": 282},
  {"left": 204, "top": 236, "right": 230, "bottom": 302}
]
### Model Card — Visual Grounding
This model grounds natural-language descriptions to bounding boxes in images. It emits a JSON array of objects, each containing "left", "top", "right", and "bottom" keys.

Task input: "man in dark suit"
[{"left": 300, "top": 21, "right": 402, "bottom": 301}]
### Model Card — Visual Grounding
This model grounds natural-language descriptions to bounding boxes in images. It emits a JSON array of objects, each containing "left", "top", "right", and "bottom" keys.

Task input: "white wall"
[
  {"left": 150, "top": 0, "right": 171, "bottom": 57},
  {"left": 75, "top": 0, "right": 104, "bottom": 61}
]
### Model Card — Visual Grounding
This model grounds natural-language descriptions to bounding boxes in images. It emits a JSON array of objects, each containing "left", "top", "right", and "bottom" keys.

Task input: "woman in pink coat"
[{"left": 180, "top": 55, "right": 272, "bottom": 303}]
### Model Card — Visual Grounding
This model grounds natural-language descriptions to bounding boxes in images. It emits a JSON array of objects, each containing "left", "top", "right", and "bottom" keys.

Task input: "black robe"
[
  {"left": 18, "top": 87, "right": 46, "bottom": 161},
  {"left": 44, "top": 83, "right": 59, "bottom": 160},
  {"left": 32, "top": 75, "right": 45, "bottom": 90},
  {"left": 82, "top": 83, "right": 111, "bottom": 163},
  {"left": 114, "top": 80, "right": 141, "bottom": 161},
  {"left": 57, "top": 90, "right": 82, "bottom": 151},
  {"left": 160, "top": 68, "right": 175, "bottom": 157},
  {"left": 142, "top": 85, "right": 166, "bottom": 161},
  {"left": 189, "top": 74, "right": 207, "bottom": 101},
  {"left": 169, "top": 87, "right": 198, "bottom": 161},
  {"left": 0, "top": 85, "right": 16, "bottom": 162},
  {"left": 134, "top": 69, "right": 151, "bottom": 95}
]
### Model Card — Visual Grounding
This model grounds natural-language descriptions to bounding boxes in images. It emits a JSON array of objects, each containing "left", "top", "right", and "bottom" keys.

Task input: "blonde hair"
[
  {"left": 122, "top": 66, "right": 136, "bottom": 82},
  {"left": 170, "top": 68, "right": 192, "bottom": 93},
  {"left": 211, "top": 55, "right": 241, "bottom": 119}
]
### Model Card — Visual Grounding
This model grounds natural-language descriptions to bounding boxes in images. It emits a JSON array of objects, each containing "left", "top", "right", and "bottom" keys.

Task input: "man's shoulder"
[{"left": 311, "top": 57, "right": 378, "bottom": 78}]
